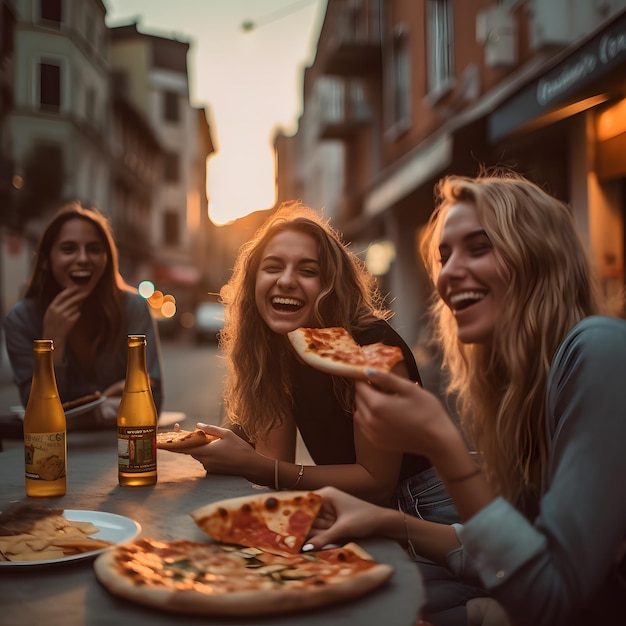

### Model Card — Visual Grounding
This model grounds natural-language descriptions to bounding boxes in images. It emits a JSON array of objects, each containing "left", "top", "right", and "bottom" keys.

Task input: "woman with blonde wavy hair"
[{"left": 303, "top": 171, "right": 626, "bottom": 625}]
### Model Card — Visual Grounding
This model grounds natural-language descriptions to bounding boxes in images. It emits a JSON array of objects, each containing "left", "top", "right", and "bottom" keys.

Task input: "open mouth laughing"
[
  {"left": 448, "top": 290, "right": 487, "bottom": 311},
  {"left": 69, "top": 270, "right": 93, "bottom": 287},
  {"left": 271, "top": 296, "right": 304, "bottom": 313}
]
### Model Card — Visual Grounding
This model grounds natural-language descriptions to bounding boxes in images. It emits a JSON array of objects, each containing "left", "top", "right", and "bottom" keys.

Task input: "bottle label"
[
  {"left": 24, "top": 431, "right": 66, "bottom": 481},
  {"left": 118, "top": 426, "right": 157, "bottom": 473}
]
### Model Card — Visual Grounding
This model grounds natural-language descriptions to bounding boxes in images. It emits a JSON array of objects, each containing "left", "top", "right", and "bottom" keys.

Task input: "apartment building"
[
  {"left": 109, "top": 24, "right": 215, "bottom": 319},
  {"left": 280, "top": 0, "right": 626, "bottom": 346}
]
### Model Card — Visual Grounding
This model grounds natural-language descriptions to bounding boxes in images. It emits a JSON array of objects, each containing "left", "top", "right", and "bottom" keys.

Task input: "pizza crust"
[
  {"left": 156, "top": 429, "right": 216, "bottom": 451},
  {"left": 93, "top": 539, "right": 393, "bottom": 617}
]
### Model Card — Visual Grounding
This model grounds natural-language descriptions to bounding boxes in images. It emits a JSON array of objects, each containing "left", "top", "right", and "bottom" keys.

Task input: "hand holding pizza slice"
[{"left": 287, "top": 327, "right": 404, "bottom": 379}]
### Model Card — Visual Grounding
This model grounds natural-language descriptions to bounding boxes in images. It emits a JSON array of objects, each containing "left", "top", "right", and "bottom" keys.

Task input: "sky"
[{"left": 103, "top": 0, "right": 327, "bottom": 225}]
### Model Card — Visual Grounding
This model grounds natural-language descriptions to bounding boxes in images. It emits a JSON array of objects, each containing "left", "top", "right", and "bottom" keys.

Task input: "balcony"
[
  {"left": 317, "top": 78, "right": 371, "bottom": 140},
  {"left": 320, "top": 0, "right": 382, "bottom": 76}
]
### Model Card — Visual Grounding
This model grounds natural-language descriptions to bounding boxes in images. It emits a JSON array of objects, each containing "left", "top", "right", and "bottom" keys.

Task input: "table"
[{"left": 0, "top": 431, "right": 425, "bottom": 626}]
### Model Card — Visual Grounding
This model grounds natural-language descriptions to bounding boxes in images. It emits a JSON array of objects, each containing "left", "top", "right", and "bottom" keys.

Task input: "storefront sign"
[{"left": 489, "top": 11, "right": 626, "bottom": 142}]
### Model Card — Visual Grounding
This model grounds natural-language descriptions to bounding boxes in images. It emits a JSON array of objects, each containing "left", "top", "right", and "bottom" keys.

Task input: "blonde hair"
[
  {"left": 421, "top": 171, "right": 605, "bottom": 506},
  {"left": 220, "top": 201, "right": 389, "bottom": 442}
]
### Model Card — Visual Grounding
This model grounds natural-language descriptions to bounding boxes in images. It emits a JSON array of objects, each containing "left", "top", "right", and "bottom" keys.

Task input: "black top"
[{"left": 290, "top": 319, "right": 431, "bottom": 482}]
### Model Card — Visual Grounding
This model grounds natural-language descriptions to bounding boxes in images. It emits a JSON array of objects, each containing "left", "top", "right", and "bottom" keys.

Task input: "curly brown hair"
[{"left": 220, "top": 201, "right": 391, "bottom": 442}]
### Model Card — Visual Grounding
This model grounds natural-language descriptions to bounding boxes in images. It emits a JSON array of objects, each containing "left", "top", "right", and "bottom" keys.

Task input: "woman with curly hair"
[
  {"left": 190, "top": 201, "right": 459, "bottom": 521},
  {"left": 5, "top": 201, "right": 163, "bottom": 425},
  {"left": 303, "top": 171, "right": 626, "bottom": 625}
]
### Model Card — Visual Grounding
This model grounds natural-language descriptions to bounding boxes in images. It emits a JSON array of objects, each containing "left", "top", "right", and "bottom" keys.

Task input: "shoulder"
[
  {"left": 552, "top": 316, "right": 626, "bottom": 368},
  {"left": 4, "top": 299, "right": 39, "bottom": 327},
  {"left": 122, "top": 290, "right": 150, "bottom": 314},
  {"left": 548, "top": 316, "right": 626, "bottom": 427},
  {"left": 354, "top": 319, "right": 407, "bottom": 347}
]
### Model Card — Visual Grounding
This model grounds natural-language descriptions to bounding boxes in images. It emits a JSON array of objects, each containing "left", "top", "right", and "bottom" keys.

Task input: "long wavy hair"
[
  {"left": 420, "top": 171, "right": 605, "bottom": 507},
  {"left": 220, "top": 201, "right": 390, "bottom": 442},
  {"left": 25, "top": 201, "right": 132, "bottom": 379}
]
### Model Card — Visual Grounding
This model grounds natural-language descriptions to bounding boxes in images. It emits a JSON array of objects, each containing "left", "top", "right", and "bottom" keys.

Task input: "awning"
[
  {"left": 364, "top": 133, "right": 453, "bottom": 218},
  {"left": 489, "top": 10, "right": 626, "bottom": 142},
  {"left": 153, "top": 263, "right": 201, "bottom": 286}
]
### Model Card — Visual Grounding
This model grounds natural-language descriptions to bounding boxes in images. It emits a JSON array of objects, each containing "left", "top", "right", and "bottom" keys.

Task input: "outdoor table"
[{"left": 0, "top": 430, "right": 425, "bottom": 626}]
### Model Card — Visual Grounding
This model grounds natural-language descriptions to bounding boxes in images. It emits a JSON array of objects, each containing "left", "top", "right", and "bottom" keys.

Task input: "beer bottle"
[
  {"left": 117, "top": 335, "right": 158, "bottom": 486},
  {"left": 23, "top": 339, "right": 67, "bottom": 497}
]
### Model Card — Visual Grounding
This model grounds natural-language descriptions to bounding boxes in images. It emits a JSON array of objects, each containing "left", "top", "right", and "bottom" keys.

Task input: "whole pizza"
[{"left": 93, "top": 491, "right": 393, "bottom": 616}]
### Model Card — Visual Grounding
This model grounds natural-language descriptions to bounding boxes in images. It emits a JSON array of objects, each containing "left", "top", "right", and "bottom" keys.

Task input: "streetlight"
[{"left": 241, "top": 0, "right": 318, "bottom": 32}]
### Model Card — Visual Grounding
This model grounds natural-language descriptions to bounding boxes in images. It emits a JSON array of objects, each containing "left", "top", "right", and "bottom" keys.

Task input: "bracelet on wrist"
[
  {"left": 402, "top": 512, "right": 418, "bottom": 559},
  {"left": 274, "top": 460, "right": 305, "bottom": 490}
]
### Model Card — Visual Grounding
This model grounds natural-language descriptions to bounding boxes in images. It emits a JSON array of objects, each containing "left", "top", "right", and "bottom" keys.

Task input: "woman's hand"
[
  {"left": 303, "top": 486, "right": 388, "bottom": 550},
  {"left": 354, "top": 370, "right": 457, "bottom": 460},
  {"left": 43, "top": 286, "right": 90, "bottom": 358},
  {"left": 190, "top": 423, "right": 260, "bottom": 476}
]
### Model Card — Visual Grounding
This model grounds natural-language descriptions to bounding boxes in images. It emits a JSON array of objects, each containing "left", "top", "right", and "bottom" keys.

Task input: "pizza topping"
[
  {"left": 191, "top": 492, "right": 323, "bottom": 557},
  {"left": 287, "top": 327, "right": 404, "bottom": 379}
]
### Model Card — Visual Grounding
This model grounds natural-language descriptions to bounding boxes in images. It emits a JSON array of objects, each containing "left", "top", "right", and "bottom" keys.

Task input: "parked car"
[{"left": 194, "top": 301, "right": 225, "bottom": 343}]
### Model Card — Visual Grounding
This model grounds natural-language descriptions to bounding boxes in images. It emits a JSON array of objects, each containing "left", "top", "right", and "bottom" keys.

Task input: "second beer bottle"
[{"left": 117, "top": 335, "right": 157, "bottom": 486}]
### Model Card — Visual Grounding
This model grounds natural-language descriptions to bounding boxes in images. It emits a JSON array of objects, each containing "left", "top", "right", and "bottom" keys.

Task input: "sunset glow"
[{"left": 104, "top": 0, "right": 326, "bottom": 225}]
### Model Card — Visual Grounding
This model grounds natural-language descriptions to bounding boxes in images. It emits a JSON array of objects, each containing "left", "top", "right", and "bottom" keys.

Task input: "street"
[
  {"left": 0, "top": 333, "right": 226, "bottom": 428},
  {"left": 159, "top": 334, "right": 226, "bottom": 429}
]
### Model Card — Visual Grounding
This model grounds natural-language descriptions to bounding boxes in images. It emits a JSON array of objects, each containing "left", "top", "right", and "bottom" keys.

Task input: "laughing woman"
[
  {"left": 304, "top": 171, "right": 626, "bottom": 625},
  {"left": 189, "top": 202, "right": 459, "bottom": 515},
  {"left": 4, "top": 201, "right": 163, "bottom": 425}
]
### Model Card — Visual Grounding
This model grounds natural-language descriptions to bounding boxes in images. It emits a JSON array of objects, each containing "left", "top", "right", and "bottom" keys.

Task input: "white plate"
[
  {"left": 0, "top": 510, "right": 141, "bottom": 567},
  {"left": 64, "top": 395, "right": 107, "bottom": 418}
]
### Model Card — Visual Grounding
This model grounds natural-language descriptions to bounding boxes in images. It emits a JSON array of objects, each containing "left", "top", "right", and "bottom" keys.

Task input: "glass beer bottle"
[
  {"left": 117, "top": 335, "right": 158, "bottom": 486},
  {"left": 23, "top": 339, "right": 67, "bottom": 497}
]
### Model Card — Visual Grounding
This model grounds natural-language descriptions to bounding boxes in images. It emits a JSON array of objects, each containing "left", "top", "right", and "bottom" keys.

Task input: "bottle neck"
[
  {"left": 124, "top": 342, "right": 150, "bottom": 392},
  {"left": 29, "top": 344, "right": 59, "bottom": 401}
]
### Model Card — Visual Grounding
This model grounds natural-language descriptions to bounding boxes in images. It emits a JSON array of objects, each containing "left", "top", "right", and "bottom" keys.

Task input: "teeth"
[
  {"left": 449, "top": 291, "right": 486, "bottom": 306},
  {"left": 70, "top": 271, "right": 92, "bottom": 278},
  {"left": 272, "top": 297, "right": 302, "bottom": 307}
]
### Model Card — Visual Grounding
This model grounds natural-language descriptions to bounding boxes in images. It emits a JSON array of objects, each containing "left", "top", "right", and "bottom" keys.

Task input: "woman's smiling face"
[
  {"left": 49, "top": 218, "right": 108, "bottom": 294},
  {"left": 254, "top": 229, "right": 322, "bottom": 335},
  {"left": 436, "top": 202, "right": 510, "bottom": 345}
]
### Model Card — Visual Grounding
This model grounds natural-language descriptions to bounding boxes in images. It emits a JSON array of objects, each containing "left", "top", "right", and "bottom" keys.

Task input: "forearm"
[
  {"left": 375, "top": 505, "right": 461, "bottom": 564},
  {"left": 277, "top": 461, "right": 393, "bottom": 504}
]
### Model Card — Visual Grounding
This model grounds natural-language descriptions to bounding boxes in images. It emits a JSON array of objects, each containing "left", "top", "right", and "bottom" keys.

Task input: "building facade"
[{"left": 279, "top": 0, "right": 626, "bottom": 347}]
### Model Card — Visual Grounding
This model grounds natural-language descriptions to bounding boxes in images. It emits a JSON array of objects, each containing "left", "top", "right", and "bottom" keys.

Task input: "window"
[
  {"left": 163, "top": 91, "right": 179, "bottom": 122},
  {"left": 427, "top": 0, "right": 454, "bottom": 97},
  {"left": 39, "top": 61, "right": 61, "bottom": 111},
  {"left": 163, "top": 152, "right": 179, "bottom": 182},
  {"left": 391, "top": 24, "right": 411, "bottom": 131},
  {"left": 40, "top": 0, "right": 62, "bottom": 25},
  {"left": 163, "top": 210, "right": 180, "bottom": 246}
]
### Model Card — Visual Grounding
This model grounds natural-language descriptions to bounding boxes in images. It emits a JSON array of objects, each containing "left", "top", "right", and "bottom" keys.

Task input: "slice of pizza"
[
  {"left": 156, "top": 428, "right": 217, "bottom": 452},
  {"left": 287, "top": 327, "right": 404, "bottom": 379},
  {"left": 191, "top": 491, "right": 323, "bottom": 557}
]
